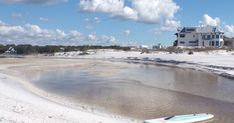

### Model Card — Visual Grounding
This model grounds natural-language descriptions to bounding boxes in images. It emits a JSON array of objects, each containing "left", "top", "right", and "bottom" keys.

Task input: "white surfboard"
[{"left": 143, "top": 113, "right": 214, "bottom": 123}]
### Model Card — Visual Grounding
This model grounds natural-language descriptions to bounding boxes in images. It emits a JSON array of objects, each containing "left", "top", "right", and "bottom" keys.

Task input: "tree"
[{"left": 173, "top": 40, "right": 178, "bottom": 47}]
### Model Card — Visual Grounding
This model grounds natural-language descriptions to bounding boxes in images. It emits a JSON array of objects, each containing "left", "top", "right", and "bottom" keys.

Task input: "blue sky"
[{"left": 0, "top": 0, "right": 234, "bottom": 46}]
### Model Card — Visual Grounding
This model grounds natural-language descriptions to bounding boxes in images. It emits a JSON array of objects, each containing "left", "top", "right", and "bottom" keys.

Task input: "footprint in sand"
[{"left": 12, "top": 105, "right": 25, "bottom": 114}]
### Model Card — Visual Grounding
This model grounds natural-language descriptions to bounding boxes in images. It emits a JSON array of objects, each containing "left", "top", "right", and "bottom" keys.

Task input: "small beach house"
[{"left": 175, "top": 26, "right": 224, "bottom": 47}]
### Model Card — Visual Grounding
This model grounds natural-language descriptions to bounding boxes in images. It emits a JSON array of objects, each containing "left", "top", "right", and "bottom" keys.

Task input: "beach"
[
  {"left": 0, "top": 58, "right": 137, "bottom": 123},
  {"left": 1, "top": 50, "right": 234, "bottom": 123}
]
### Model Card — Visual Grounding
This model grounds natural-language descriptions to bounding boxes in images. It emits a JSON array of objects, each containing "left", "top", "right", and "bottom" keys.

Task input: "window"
[
  {"left": 212, "top": 35, "right": 215, "bottom": 39},
  {"left": 180, "top": 41, "right": 185, "bottom": 44},
  {"left": 209, "top": 41, "right": 212, "bottom": 46},
  {"left": 180, "top": 34, "right": 185, "bottom": 38},
  {"left": 220, "top": 35, "right": 223, "bottom": 38},
  {"left": 186, "top": 28, "right": 196, "bottom": 32},
  {"left": 189, "top": 41, "right": 198, "bottom": 43},
  {"left": 216, "top": 35, "right": 219, "bottom": 39},
  {"left": 216, "top": 41, "right": 219, "bottom": 46},
  {"left": 207, "top": 35, "right": 211, "bottom": 39},
  {"left": 202, "top": 35, "right": 206, "bottom": 39},
  {"left": 212, "top": 41, "right": 215, "bottom": 46}
]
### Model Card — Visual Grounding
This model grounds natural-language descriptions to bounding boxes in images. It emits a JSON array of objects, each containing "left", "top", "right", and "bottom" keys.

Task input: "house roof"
[
  {"left": 178, "top": 26, "right": 224, "bottom": 34},
  {"left": 197, "top": 26, "right": 223, "bottom": 33}
]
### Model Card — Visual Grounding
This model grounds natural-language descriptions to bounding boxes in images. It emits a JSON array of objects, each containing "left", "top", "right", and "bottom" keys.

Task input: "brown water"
[{"left": 27, "top": 60, "right": 234, "bottom": 122}]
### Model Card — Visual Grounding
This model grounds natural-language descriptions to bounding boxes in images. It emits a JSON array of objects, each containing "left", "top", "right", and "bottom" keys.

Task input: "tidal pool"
[{"left": 27, "top": 60, "right": 234, "bottom": 122}]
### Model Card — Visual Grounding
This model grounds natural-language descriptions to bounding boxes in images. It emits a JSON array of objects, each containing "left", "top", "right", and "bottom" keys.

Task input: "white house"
[
  {"left": 5, "top": 47, "right": 17, "bottom": 54},
  {"left": 175, "top": 26, "right": 224, "bottom": 47}
]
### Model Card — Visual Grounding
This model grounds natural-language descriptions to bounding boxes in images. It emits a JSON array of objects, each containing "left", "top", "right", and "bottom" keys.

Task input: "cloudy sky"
[{"left": 0, "top": 0, "right": 234, "bottom": 46}]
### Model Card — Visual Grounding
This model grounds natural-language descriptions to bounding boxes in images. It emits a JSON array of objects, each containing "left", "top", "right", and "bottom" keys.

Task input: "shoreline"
[
  {"left": 0, "top": 58, "right": 138, "bottom": 123},
  {"left": 53, "top": 50, "right": 234, "bottom": 80}
]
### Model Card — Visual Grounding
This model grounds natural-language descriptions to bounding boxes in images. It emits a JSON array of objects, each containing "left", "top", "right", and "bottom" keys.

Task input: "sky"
[{"left": 0, "top": 0, "right": 234, "bottom": 46}]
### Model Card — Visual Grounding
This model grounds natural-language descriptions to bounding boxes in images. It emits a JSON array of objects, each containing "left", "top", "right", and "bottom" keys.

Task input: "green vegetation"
[
  {"left": 0, "top": 44, "right": 7, "bottom": 53},
  {"left": 0, "top": 44, "right": 131, "bottom": 55}
]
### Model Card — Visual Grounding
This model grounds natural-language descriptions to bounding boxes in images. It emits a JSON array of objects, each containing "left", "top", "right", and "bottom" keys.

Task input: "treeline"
[{"left": 0, "top": 44, "right": 131, "bottom": 55}]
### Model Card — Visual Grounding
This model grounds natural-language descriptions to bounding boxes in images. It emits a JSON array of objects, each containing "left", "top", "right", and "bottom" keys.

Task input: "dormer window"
[
  {"left": 186, "top": 28, "right": 196, "bottom": 32},
  {"left": 180, "top": 34, "right": 185, "bottom": 38}
]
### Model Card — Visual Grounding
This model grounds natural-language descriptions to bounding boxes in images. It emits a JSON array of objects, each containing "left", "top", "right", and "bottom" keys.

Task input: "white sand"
[{"left": 0, "top": 61, "right": 137, "bottom": 123}]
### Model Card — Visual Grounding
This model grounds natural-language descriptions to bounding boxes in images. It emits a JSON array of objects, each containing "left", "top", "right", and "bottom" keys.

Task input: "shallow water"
[{"left": 27, "top": 60, "right": 234, "bottom": 122}]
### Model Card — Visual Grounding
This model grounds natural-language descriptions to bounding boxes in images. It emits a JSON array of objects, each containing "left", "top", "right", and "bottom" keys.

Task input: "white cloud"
[
  {"left": 11, "top": 13, "right": 23, "bottom": 18},
  {"left": 154, "top": 19, "right": 181, "bottom": 34},
  {"left": 124, "top": 29, "right": 131, "bottom": 36},
  {"left": 130, "top": 0, "right": 179, "bottom": 23},
  {"left": 0, "top": 21, "right": 118, "bottom": 45},
  {"left": 39, "top": 17, "right": 49, "bottom": 21},
  {"left": 99, "top": 35, "right": 117, "bottom": 45},
  {"left": 224, "top": 25, "right": 234, "bottom": 38},
  {"left": 0, "top": 24, "right": 25, "bottom": 35},
  {"left": 165, "top": 19, "right": 181, "bottom": 29},
  {"left": 79, "top": 0, "right": 124, "bottom": 13},
  {"left": 201, "top": 14, "right": 221, "bottom": 27},
  {"left": 87, "top": 34, "right": 117, "bottom": 45},
  {"left": 79, "top": 0, "right": 179, "bottom": 24},
  {"left": 84, "top": 17, "right": 101, "bottom": 23},
  {"left": 1, "top": 0, "right": 67, "bottom": 4},
  {"left": 88, "top": 34, "right": 97, "bottom": 41},
  {"left": 112, "top": 6, "right": 138, "bottom": 20}
]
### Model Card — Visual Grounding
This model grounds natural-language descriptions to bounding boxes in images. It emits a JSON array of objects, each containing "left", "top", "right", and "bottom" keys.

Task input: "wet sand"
[{"left": 1, "top": 57, "right": 234, "bottom": 122}]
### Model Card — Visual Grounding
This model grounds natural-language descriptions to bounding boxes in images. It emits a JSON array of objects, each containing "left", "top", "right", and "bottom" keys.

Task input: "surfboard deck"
[{"left": 143, "top": 113, "right": 214, "bottom": 123}]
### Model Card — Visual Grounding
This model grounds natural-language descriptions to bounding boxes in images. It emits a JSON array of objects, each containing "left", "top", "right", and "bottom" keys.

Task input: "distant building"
[
  {"left": 152, "top": 43, "right": 163, "bottom": 50},
  {"left": 139, "top": 45, "right": 149, "bottom": 49},
  {"left": 60, "top": 47, "right": 65, "bottom": 51},
  {"left": 129, "top": 46, "right": 138, "bottom": 51},
  {"left": 5, "top": 47, "right": 17, "bottom": 54},
  {"left": 139, "top": 45, "right": 149, "bottom": 54},
  {"left": 175, "top": 26, "right": 224, "bottom": 47}
]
